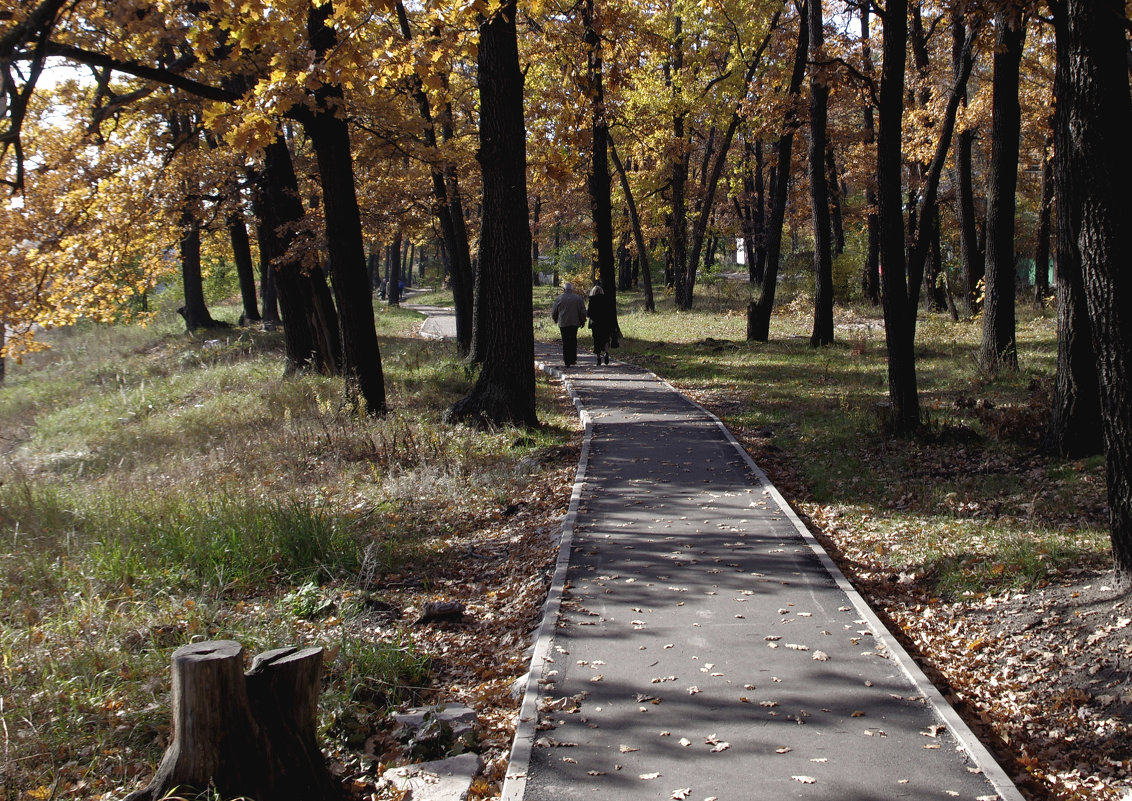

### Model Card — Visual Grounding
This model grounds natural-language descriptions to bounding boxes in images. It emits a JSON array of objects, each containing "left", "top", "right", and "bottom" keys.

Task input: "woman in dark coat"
[{"left": 586, "top": 285, "right": 615, "bottom": 365}]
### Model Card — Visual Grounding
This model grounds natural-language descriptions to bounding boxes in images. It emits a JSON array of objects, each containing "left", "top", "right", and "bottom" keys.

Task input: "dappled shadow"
[{"left": 516, "top": 351, "right": 1009, "bottom": 800}]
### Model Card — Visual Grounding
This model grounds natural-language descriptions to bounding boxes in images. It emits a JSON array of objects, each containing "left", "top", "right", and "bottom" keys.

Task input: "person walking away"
[
  {"left": 551, "top": 282, "right": 587, "bottom": 367},
  {"left": 587, "top": 285, "right": 615, "bottom": 365}
]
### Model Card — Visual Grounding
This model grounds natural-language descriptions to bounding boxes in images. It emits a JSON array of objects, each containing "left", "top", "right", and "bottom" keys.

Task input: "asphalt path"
[{"left": 407, "top": 306, "right": 1022, "bottom": 801}]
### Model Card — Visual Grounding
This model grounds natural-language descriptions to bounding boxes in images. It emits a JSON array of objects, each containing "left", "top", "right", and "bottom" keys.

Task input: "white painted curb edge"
[{"left": 500, "top": 360, "right": 591, "bottom": 801}]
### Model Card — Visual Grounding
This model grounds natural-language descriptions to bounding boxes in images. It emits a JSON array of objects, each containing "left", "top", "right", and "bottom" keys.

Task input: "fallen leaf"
[
  {"left": 640, "top": 772, "right": 661, "bottom": 780},
  {"left": 672, "top": 789, "right": 691, "bottom": 800},
  {"left": 776, "top": 746, "right": 792, "bottom": 754},
  {"left": 851, "top": 711, "right": 865, "bottom": 718},
  {"left": 792, "top": 775, "right": 817, "bottom": 784},
  {"left": 679, "top": 737, "right": 692, "bottom": 747},
  {"left": 620, "top": 744, "right": 639, "bottom": 753},
  {"left": 922, "top": 724, "right": 946, "bottom": 738},
  {"left": 812, "top": 650, "right": 830, "bottom": 661}
]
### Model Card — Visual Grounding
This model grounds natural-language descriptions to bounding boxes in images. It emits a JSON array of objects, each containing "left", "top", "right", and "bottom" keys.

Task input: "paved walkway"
[{"left": 408, "top": 308, "right": 1021, "bottom": 801}]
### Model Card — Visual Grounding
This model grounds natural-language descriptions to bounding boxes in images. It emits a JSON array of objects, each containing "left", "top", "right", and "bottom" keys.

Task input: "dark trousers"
[{"left": 560, "top": 326, "right": 579, "bottom": 366}]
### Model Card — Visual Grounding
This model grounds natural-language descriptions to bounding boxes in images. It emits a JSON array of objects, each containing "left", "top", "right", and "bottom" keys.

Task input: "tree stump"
[{"left": 125, "top": 641, "right": 338, "bottom": 801}]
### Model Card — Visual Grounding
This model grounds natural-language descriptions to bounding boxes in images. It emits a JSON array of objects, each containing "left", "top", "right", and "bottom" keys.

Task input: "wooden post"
[{"left": 125, "top": 641, "right": 338, "bottom": 801}]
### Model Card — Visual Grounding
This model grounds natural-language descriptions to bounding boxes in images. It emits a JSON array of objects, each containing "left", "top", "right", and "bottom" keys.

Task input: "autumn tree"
[
  {"left": 448, "top": 0, "right": 536, "bottom": 427},
  {"left": 748, "top": 2, "right": 807, "bottom": 342},
  {"left": 980, "top": 8, "right": 1026, "bottom": 372},
  {"left": 1062, "top": 0, "right": 1132, "bottom": 584},
  {"left": 807, "top": 0, "right": 833, "bottom": 346},
  {"left": 1044, "top": 0, "right": 1101, "bottom": 458}
]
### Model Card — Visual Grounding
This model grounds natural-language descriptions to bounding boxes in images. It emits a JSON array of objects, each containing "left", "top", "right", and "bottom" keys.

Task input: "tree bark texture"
[
  {"left": 980, "top": 11, "right": 1025, "bottom": 371},
  {"left": 178, "top": 213, "right": 217, "bottom": 331},
  {"left": 808, "top": 0, "right": 834, "bottom": 346},
  {"left": 449, "top": 0, "right": 536, "bottom": 427},
  {"left": 877, "top": 0, "right": 920, "bottom": 433},
  {"left": 1045, "top": 2, "right": 1103, "bottom": 459},
  {"left": 748, "top": 5, "right": 807, "bottom": 341},
  {"left": 124, "top": 641, "right": 337, "bottom": 801},
  {"left": 303, "top": 2, "right": 387, "bottom": 414},
  {"left": 1065, "top": 0, "right": 1132, "bottom": 581}
]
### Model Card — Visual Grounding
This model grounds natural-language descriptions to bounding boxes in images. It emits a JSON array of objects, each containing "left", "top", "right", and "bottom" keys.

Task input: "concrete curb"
[{"left": 500, "top": 359, "right": 591, "bottom": 801}]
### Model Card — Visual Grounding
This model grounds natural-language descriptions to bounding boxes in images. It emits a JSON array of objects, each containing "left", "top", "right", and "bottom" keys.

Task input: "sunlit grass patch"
[{"left": 0, "top": 298, "right": 575, "bottom": 799}]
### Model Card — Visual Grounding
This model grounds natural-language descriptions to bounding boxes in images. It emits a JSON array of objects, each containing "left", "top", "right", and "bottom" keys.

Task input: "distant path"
[
  {"left": 499, "top": 351, "right": 1023, "bottom": 801},
  {"left": 402, "top": 302, "right": 457, "bottom": 340}
]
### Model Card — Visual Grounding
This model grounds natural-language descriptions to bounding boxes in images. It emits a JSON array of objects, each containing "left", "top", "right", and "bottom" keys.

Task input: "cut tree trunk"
[{"left": 124, "top": 641, "right": 338, "bottom": 801}]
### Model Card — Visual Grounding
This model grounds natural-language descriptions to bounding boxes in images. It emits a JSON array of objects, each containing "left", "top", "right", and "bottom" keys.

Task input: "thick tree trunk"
[
  {"left": 1046, "top": 4, "right": 1103, "bottom": 459},
  {"left": 877, "top": 0, "right": 920, "bottom": 434},
  {"left": 178, "top": 213, "right": 218, "bottom": 331},
  {"left": 748, "top": 5, "right": 807, "bottom": 341},
  {"left": 448, "top": 0, "right": 536, "bottom": 427},
  {"left": 1065, "top": 0, "right": 1132, "bottom": 583},
  {"left": 980, "top": 11, "right": 1025, "bottom": 371},
  {"left": 808, "top": 0, "right": 834, "bottom": 347},
  {"left": 257, "top": 136, "right": 340, "bottom": 373},
  {"left": 302, "top": 2, "right": 386, "bottom": 414},
  {"left": 228, "top": 213, "right": 261, "bottom": 325},
  {"left": 125, "top": 642, "right": 337, "bottom": 801}
]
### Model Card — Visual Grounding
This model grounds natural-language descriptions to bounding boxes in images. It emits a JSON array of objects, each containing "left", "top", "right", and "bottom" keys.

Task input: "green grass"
[{"left": 0, "top": 295, "right": 576, "bottom": 800}]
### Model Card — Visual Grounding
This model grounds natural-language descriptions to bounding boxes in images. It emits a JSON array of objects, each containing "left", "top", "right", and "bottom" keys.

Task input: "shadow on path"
[{"left": 498, "top": 344, "right": 1022, "bottom": 801}]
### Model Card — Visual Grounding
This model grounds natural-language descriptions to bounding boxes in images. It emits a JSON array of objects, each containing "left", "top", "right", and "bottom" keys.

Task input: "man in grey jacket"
[{"left": 551, "top": 282, "right": 588, "bottom": 367}]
